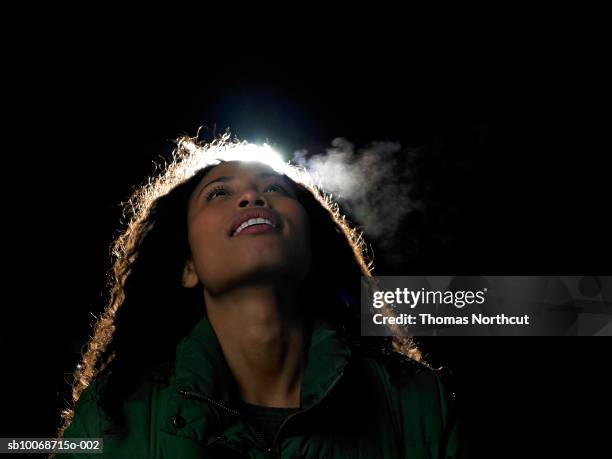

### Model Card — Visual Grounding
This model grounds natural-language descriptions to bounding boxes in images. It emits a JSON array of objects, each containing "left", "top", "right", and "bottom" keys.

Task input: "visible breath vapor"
[{"left": 292, "top": 138, "right": 423, "bottom": 248}]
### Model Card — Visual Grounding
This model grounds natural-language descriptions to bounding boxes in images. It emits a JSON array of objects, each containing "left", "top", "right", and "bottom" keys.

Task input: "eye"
[
  {"left": 264, "top": 183, "right": 287, "bottom": 194},
  {"left": 206, "top": 186, "right": 230, "bottom": 201}
]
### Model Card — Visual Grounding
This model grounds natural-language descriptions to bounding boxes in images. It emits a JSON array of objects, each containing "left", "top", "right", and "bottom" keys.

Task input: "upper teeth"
[{"left": 233, "top": 218, "right": 275, "bottom": 236}]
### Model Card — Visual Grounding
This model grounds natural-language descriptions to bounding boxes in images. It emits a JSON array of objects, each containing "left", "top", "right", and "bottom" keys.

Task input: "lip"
[{"left": 228, "top": 209, "right": 280, "bottom": 237}]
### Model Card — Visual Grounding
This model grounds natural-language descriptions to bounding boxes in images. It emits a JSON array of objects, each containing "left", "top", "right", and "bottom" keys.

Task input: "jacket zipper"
[
  {"left": 268, "top": 368, "right": 345, "bottom": 457},
  {"left": 179, "top": 389, "right": 242, "bottom": 416},
  {"left": 178, "top": 389, "right": 270, "bottom": 456},
  {"left": 178, "top": 368, "right": 344, "bottom": 458}
]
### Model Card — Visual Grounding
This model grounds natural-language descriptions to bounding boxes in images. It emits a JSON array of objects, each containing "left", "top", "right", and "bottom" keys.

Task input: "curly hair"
[{"left": 57, "top": 133, "right": 422, "bottom": 438}]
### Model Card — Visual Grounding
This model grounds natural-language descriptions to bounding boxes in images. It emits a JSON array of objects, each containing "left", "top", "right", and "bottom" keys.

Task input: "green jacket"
[{"left": 59, "top": 316, "right": 464, "bottom": 458}]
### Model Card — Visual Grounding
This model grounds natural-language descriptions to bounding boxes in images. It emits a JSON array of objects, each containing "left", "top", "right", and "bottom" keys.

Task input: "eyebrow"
[{"left": 197, "top": 172, "right": 291, "bottom": 198}]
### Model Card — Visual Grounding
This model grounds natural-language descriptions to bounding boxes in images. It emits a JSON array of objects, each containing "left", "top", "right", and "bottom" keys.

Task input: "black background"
[{"left": 5, "top": 34, "right": 611, "bottom": 458}]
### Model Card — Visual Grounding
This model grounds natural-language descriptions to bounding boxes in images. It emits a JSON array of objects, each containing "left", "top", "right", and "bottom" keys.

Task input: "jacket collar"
[{"left": 173, "top": 313, "right": 352, "bottom": 409}]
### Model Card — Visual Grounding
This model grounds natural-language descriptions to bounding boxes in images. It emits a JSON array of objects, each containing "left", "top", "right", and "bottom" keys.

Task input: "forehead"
[{"left": 203, "top": 161, "right": 277, "bottom": 180}]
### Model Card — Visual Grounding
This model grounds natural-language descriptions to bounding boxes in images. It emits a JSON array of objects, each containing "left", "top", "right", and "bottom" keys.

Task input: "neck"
[{"left": 203, "top": 283, "right": 309, "bottom": 408}]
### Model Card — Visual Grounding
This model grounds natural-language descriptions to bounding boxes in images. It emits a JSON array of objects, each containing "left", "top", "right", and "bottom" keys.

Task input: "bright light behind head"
[
  {"left": 175, "top": 133, "right": 315, "bottom": 189},
  {"left": 208, "top": 142, "right": 288, "bottom": 172}
]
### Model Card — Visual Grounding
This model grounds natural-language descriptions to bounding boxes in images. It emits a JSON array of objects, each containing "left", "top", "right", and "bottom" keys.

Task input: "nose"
[{"left": 237, "top": 188, "right": 268, "bottom": 208}]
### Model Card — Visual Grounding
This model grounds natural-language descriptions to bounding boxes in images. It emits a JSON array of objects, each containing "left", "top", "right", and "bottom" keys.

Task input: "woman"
[{"left": 55, "top": 134, "right": 463, "bottom": 458}]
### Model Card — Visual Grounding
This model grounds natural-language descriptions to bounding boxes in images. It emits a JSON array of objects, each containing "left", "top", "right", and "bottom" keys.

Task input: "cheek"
[
  {"left": 187, "top": 213, "right": 230, "bottom": 287},
  {"left": 187, "top": 212, "right": 221, "bottom": 259}
]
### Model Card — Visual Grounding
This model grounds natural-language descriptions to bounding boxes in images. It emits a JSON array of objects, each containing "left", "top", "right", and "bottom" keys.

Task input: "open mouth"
[{"left": 232, "top": 218, "right": 276, "bottom": 237}]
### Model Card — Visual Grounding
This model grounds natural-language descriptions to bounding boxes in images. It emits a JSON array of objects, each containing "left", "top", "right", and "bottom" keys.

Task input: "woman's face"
[{"left": 184, "top": 161, "right": 312, "bottom": 294}]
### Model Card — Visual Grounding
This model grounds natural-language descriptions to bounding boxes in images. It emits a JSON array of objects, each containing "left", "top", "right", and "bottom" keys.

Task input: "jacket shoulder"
[
  {"left": 63, "top": 361, "right": 175, "bottom": 437},
  {"left": 360, "top": 349, "right": 443, "bottom": 395},
  {"left": 54, "top": 382, "right": 106, "bottom": 459},
  {"left": 359, "top": 350, "right": 464, "bottom": 457},
  {"left": 61, "top": 381, "right": 105, "bottom": 439},
  {"left": 58, "top": 363, "right": 176, "bottom": 458}
]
